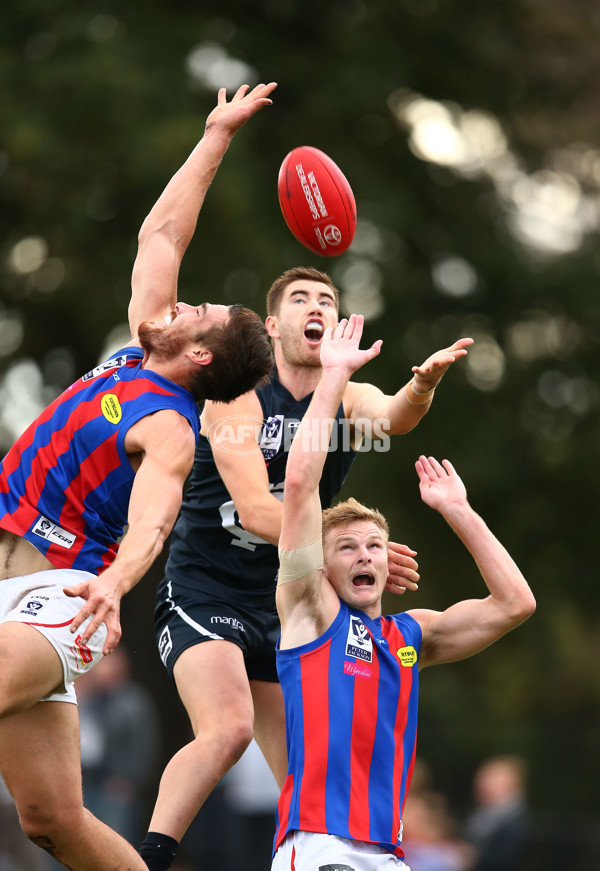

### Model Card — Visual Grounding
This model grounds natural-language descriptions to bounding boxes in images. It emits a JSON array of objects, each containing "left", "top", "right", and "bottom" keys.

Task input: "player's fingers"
[
  {"left": 217, "top": 87, "right": 227, "bottom": 105},
  {"left": 63, "top": 583, "right": 87, "bottom": 599},
  {"left": 385, "top": 582, "right": 407, "bottom": 596},
  {"left": 418, "top": 454, "right": 437, "bottom": 479},
  {"left": 101, "top": 619, "right": 122, "bottom": 656},
  {"left": 388, "top": 542, "right": 418, "bottom": 557},
  {"left": 428, "top": 456, "right": 448, "bottom": 477},
  {"left": 334, "top": 318, "right": 348, "bottom": 338},
  {"left": 442, "top": 458, "right": 457, "bottom": 476},
  {"left": 367, "top": 339, "right": 383, "bottom": 358},
  {"left": 79, "top": 610, "right": 108, "bottom": 646},
  {"left": 232, "top": 84, "right": 250, "bottom": 101}
]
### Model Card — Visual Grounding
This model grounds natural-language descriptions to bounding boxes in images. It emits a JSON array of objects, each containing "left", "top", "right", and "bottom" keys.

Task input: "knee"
[
  {"left": 18, "top": 801, "right": 79, "bottom": 847},
  {"left": 196, "top": 710, "right": 254, "bottom": 766}
]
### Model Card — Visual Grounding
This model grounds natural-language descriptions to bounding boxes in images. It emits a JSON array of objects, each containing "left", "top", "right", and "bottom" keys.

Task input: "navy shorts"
[{"left": 154, "top": 575, "right": 280, "bottom": 683}]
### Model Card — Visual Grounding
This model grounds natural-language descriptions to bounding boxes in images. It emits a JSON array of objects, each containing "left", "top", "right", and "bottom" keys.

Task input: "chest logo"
[
  {"left": 345, "top": 615, "right": 373, "bottom": 662},
  {"left": 259, "top": 415, "right": 285, "bottom": 460},
  {"left": 101, "top": 393, "right": 122, "bottom": 423},
  {"left": 397, "top": 645, "right": 417, "bottom": 667}
]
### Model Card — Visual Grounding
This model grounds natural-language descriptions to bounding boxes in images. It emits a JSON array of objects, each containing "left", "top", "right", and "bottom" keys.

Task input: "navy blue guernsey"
[{"left": 165, "top": 370, "right": 357, "bottom": 604}]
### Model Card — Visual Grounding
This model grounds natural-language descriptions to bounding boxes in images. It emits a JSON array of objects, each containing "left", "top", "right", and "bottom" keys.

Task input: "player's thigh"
[
  {"left": 0, "top": 622, "right": 64, "bottom": 713},
  {"left": 0, "top": 699, "right": 83, "bottom": 819},
  {"left": 173, "top": 639, "right": 254, "bottom": 735},
  {"left": 250, "top": 679, "right": 288, "bottom": 788}
]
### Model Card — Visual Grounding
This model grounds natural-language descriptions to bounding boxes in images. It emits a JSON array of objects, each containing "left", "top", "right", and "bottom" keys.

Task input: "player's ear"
[
  {"left": 265, "top": 315, "right": 280, "bottom": 339},
  {"left": 188, "top": 347, "right": 213, "bottom": 367}
]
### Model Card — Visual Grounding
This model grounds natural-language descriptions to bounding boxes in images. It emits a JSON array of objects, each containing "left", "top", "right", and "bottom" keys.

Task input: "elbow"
[{"left": 511, "top": 588, "right": 536, "bottom": 625}]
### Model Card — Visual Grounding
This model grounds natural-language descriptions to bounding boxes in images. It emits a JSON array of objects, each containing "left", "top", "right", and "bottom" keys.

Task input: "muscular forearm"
[
  {"left": 237, "top": 497, "right": 283, "bottom": 546},
  {"left": 383, "top": 381, "right": 433, "bottom": 434},
  {"left": 139, "top": 125, "right": 234, "bottom": 252},
  {"left": 288, "top": 368, "right": 348, "bottom": 493},
  {"left": 442, "top": 504, "right": 535, "bottom": 619}
]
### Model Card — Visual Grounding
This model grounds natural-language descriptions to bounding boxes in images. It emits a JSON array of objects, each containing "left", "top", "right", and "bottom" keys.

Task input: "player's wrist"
[{"left": 406, "top": 379, "right": 435, "bottom": 405}]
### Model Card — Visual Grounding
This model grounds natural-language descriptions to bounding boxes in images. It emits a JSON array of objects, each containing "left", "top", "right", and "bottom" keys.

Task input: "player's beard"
[
  {"left": 277, "top": 323, "right": 322, "bottom": 368},
  {"left": 138, "top": 321, "right": 190, "bottom": 360}
]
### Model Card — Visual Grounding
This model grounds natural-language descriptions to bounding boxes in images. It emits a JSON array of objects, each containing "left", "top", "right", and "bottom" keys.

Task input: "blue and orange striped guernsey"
[
  {"left": 0, "top": 346, "right": 200, "bottom": 575},
  {"left": 274, "top": 601, "right": 422, "bottom": 858}
]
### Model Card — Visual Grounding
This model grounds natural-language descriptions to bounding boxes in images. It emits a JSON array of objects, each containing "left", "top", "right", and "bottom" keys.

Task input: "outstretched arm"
[
  {"left": 277, "top": 316, "right": 381, "bottom": 636},
  {"left": 344, "top": 337, "right": 473, "bottom": 437},
  {"left": 409, "top": 456, "right": 536, "bottom": 669},
  {"left": 128, "top": 82, "right": 277, "bottom": 338}
]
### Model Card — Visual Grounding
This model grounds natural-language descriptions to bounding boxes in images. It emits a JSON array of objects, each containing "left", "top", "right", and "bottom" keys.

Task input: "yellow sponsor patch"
[
  {"left": 397, "top": 645, "right": 417, "bottom": 667},
  {"left": 101, "top": 393, "right": 122, "bottom": 423}
]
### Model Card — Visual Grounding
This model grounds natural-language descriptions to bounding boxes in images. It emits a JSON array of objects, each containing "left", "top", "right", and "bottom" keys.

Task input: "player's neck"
[{"left": 274, "top": 351, "right": 323, "bottom": 401}]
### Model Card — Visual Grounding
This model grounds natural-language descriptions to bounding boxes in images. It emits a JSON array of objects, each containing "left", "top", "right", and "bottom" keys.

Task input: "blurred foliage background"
[{"left": 1, "top": 0, "right": 599, "bottom": 867}]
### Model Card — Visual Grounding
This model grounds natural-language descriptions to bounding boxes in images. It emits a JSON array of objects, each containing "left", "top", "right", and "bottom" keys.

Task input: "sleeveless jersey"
[
  {"left": 165, "top": 369, "right": 357, "bottom": 603},
  {"left": 0, "top": 346, "right": 200, "bottom": 575},
  {"left": 274, "top": 602, "right": 422, "bottom": 857}
]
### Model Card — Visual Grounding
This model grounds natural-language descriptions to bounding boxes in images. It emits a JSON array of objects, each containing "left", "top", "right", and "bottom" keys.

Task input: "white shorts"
[
  {"left": 0, "top": 569, "right": 108, "bottom": 704},
  {"left": 272, "top": 832, "right": 410, "bottom": 871}
]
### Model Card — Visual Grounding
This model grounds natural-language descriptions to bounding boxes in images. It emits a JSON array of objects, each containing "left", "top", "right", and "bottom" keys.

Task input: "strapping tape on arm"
[{"left": 278, "top": 538, "right": 324, "bottom": 585}]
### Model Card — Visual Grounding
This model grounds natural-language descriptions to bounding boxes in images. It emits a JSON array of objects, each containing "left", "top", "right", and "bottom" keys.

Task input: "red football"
[{"left": 277, "top": 146, "right": 357, "bottom": 256}]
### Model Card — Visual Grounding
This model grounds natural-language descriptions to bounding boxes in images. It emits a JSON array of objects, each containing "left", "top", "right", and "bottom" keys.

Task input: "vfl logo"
[
  {"left": 158, "top": 626, "right": 173, "bottom": 666},
  {"left": 82, "top": 355, "right": 129, "bottom": 381},
  {"left": 259, "top": 415, "right": 285, "bottom": 460},
  {"left": 20, "top": 600, "right": 44, "bottom": 616},
  {"left": 101, "top": 393, "right": 122, "bottom": 423},
  {"left": 345, "top": 615, "right": 373, "bottom": 662},
  {"left": 31, "top": 515, "right": 76, "bottom": 549}
]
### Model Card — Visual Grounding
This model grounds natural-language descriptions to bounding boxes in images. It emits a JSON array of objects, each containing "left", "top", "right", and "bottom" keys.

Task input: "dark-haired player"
[{"left": 0, "top": 82, "right": 275, "bottom": 871}]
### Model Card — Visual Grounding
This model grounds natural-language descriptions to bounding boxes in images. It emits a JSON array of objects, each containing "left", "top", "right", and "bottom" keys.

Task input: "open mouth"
[
  {"left": 304, "top": 320, "right": 324, "bottom": 345},
  {"left": 352, "top": 573, "right": 375, "bottom": 588}
]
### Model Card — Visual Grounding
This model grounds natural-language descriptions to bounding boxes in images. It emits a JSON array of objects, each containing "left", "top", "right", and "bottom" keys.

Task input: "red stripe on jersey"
[
  {"left": 58, "top": 430, "right": 121, "bottom": 530},
  {"left": 382, "top": 621, "right": 414, "bottom": 842},
  {"left": 298, "top": 642, "right": 331, "bottom": 828},
  {"left": 347, "top": 640, "right": 380, "bottom": 839},
  {"left": 0, "top": 378, "right": 96, "bottom": 482}
]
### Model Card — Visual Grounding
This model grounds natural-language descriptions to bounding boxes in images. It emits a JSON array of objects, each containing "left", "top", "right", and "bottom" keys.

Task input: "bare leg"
[
  {"left": 250, "top": 679, "right": 288, "bottom": 789},
  {"left": 0, "top": 700, "right": 146, "bottom": 871},
  {"left": 147, "top": 640, "right": 254, "bottom": 840},
  {"left": 0, "top": 622, "right": 64, "bottom": 716}
]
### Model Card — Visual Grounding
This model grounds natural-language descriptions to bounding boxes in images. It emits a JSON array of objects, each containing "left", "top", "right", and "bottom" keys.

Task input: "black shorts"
[{"left": 154, "top": 575, "right": 280, "bottom": 683}]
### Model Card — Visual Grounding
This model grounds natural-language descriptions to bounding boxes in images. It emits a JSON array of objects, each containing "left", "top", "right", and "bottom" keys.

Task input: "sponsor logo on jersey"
[
  {"left": 71, "top": 634, "right": 94, "bottom": 670},
  {"left": 31, "top": 515, "right": 76, "bottom": 549},
  {"left": 343, "top": 660, "right": 372, "bottom": 680},
  {"left": 396, "top": 645, "right": 417, "bottom": 667},
  {"left": 210, "top": 615, "right": 245, "bottom": 632},
  {"left": 158, "top": 626, "right": 173, "bottom": 666},
  {"left": 82, "top": 355, "right": 129, "bottom": 381},
  {"left": 259, "top": 415, "right": 285, "bottom": 460},
  {"left": 101, "top": 393, "right": 122, "bottom": 423},
  {"left": 345, "top": 615, "right": 373, "bottom": 662}
]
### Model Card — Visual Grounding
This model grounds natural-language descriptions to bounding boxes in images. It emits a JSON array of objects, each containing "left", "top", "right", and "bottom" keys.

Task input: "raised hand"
[
  {"left": 411, "top": 337, "right": 473, "bottom": 393},
  {"left": 415, "top": 455, "right": 468, "bottom": 515},
  {"left": 205, "top": 82, "right": 277, "bottom": 136},
  {"left": 320, "top": 314, "right": 382, "bottom": 378},
  {"left": 386, "top": 541, "right": 420, "bottom": 595}
]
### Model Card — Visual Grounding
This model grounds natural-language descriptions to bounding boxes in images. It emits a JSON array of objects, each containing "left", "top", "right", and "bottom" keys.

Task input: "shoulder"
[{"left": 127, "top": 409, "right": 196, "bottom": 457}]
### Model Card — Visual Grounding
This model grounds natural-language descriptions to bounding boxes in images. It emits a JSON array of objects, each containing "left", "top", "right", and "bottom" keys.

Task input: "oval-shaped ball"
[{"left": 278, "top": 146, "right": 357, "bottom": 257}]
